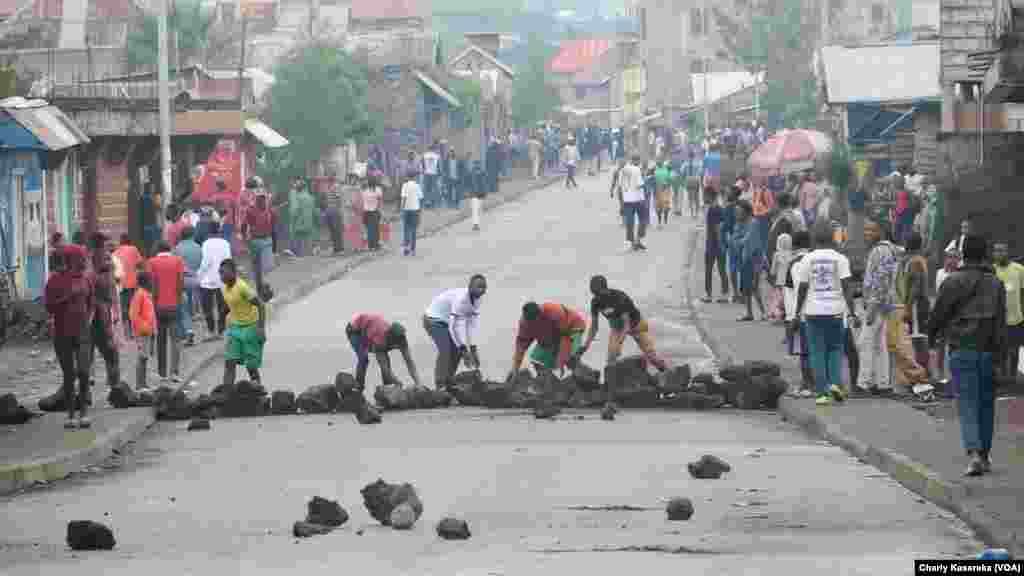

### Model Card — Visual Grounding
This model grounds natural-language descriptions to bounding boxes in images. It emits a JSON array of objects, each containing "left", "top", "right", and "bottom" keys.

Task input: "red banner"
[{"left": 192, "top": 138, "right": 242, "bottom": 207}]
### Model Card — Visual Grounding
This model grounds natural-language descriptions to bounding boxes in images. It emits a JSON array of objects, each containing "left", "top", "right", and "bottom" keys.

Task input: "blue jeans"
[
  {"left": 950, "top": 350, "right": 995, "bottom": 454},
  {"left": 402, "top": 210, "right": 420, "bottom": 253},
  {"left": 175, "top": 281, "right": 197, "bottom": 338},
  {"left": 423, "top": 174, "right": 437, "bottom": 207},
  {"left": 248, "top": 237, "right": 273, "bottom": 290},
  {"left": 423, "top": 317, "right": 461, "bottom": 388},
  {"left": 623, "top": 201, "right": 646, "bottom": 243},
  {"left": 805, "top": 316, "right": 844, "bottom": 395},
  {"left": 347, "top": 331, "right": 370, "bottom": 387}
]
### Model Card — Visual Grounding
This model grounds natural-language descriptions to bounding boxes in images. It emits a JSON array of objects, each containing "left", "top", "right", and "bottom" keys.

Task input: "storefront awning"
[
  {"left": 0, "top": 98, "right": 89, "bottom": 151},
  {"left": 245, "top": 119, "right": 289, "bottom": 148}
]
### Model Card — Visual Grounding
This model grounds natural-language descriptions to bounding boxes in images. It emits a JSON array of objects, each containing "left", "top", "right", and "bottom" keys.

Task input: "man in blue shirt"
[{"left": 173, "top": 226, "right": 202, "bottom": 346}]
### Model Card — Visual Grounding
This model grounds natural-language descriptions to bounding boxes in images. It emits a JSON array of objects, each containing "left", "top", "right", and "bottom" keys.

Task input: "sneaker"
[
  {"left": 78, "top": 417, "right": 92, "bottom": 429},
  {"left": 980, "top": 456, "right": 992, "bottom": 473},
  {"left": 815, "top": 394, "right": 832, "bottom": 406},
  {"left": 472, "top": 225, "right": 480, "bottom": 231},
  {"left": 965, "top": 454, "right": 984, "bottom": 477},
  {"left": 798, "top": 389, "right": 814, "bottom": 398},
  {"left": 64, "top": 417, "right": 77, "bottom": 429},
  {"left": 635, "top": 242, "right": 647, "bottom": 251},
  {"left": 624, "top": 241, "right": 632, "bottom": 250},
  {"left": 830, "top": 384, "right": 847, "bottom": 402}
]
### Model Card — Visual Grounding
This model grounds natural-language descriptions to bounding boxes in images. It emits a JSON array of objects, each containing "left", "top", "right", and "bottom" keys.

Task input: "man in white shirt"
[
  {"left": 562, "top": 139, "right": 580, "bottom": 189},
  {"left": 421, "top": 145, "right": 441, "bottom": 209},
  {"left": 198, "top": 220, "right": 232, "bottom": 340},
  {"left": 422, "top": 275, "right": 488, "bottom": 391},
  {"left": 796, "top": 225, "right": 859, "bottom": 406},
  {"left": 400, "top": 171, "right": 423, "bottom": 256},
  {"left": 619, "top": 155, "right": 647, "bottom": 251}
]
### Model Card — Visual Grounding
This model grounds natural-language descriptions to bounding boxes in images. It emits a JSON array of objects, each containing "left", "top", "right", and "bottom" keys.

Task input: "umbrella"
[{"left": 748, "top": 129, "right": 832, "bottom": 176}]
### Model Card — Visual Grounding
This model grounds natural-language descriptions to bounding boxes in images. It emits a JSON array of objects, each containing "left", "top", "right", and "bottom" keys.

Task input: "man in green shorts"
[
  {"left": 509, "top": 301, "right": 589, "bottom": 380},
  {"left": 219, "top": 259, "right": 266, "bottom": 387}
]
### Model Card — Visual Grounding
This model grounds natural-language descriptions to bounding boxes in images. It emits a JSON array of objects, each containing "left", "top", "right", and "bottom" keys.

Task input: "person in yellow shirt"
[
  {"left": 219, "top": 259, "right": 266, "bottom": 389},
  {"left": 993, "top": 242, "right": 1024, "bottom": 378}
]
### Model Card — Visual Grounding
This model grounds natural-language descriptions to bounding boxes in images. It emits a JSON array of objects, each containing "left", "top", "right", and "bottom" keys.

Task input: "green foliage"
[
  {"left": 449, "top": 76, "right": 482, "bottom": 127},
  {"left": 510, "top": 33, "right": 561, "bottom": 129},
  {"left": 713, "top": 0, "right": 817, "bottom": 129},
  {"left": 125, "top": 0, "right": 213, "bottom": 71},
  {"left": 264, "top": 43, "right": 375, "bottom": 180}
]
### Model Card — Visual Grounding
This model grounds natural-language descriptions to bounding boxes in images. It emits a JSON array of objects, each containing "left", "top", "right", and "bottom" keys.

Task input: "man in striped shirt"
[{"left": 423, "top": 275, "right": 487, "bottom": 391}]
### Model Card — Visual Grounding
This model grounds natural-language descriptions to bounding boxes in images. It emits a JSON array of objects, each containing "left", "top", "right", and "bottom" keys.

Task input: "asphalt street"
[{"left": 0, "top": 172, "right": 981, "bottom": 574}]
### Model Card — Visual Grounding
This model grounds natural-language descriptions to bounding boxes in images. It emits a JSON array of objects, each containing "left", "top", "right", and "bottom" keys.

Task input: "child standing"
[
  {"left": 769, "top": 233, "right": 793, "bottom": 321},
  {"left": 129, "top": 272, "right": 156, "bottom": 390}
]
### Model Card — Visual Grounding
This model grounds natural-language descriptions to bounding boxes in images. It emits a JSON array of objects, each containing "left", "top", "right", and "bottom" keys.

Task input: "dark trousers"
[
  {"left": 201, "top": 288, "right": 226, "bottom": 335},
  {"left": 423, "top": 174, "right": 437, "bottom": 207},
  {"left": 705, "top": 249, "right": 729, "bottom": 297},
  {"left": 402, "top": 210, "right": 420, "bottom": 254},
  {"left": 156, "top": 309, "right": 177, "bottom": 377},
  {"left": 119, "top": 287, "right": 135, "bottom": 337},
  {"left": 364, "top": 210, "right": 381, "bottom": 250},
  {"left": 423, "top": 317, "right": 462, "bottom": 388},
  {"left": 623, "top": 201, "right": 646, "bottom": 243},
  {"left": 90, "top": 318, "right": 120, "bottom": 387},
  {"left": 325, "top": 209, "right": 343, "bottom": 253},
  {"left": 54, "top": 334, "right": 90, "bottom": 413},
  {"left": 565, "top": 165, "right": 578, "bottom": 188}
]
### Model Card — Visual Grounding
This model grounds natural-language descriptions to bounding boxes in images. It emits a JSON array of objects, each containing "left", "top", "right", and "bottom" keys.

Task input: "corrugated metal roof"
[
  {"left": 0, "top": 98, "right": 89, "bottom": 151},
  {"left": 820, "top": 43, "right": 940, "bottom": 104},
  {"left": 690, "top": 72, "right": 764, "bottom": 106},
  {"left": 548, "top": 39, "right": 612, "bottom": 74},
  {"left": 245, "top": 118, "right": 288, "bottom": 149}
]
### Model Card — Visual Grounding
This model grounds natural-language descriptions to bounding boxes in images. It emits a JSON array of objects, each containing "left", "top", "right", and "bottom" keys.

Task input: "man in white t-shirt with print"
[{"left": 796, "top": 225, "right": 859, "bottom": 406}]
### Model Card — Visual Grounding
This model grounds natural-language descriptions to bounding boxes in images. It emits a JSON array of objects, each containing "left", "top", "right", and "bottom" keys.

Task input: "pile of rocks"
[
  {"left": 0, "top": 393, "right": 37, "bottom": 424},
  {"left": 713, "top": 360, "right": 788, "bottom": 410},
  {"left": 361, "top": 479, "right": 424, "bottom": 530},
  {"left": 374, "top": 385, "right": 452, "bottom": 411}
]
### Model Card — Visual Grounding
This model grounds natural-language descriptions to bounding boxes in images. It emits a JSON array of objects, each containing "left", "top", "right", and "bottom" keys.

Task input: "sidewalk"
[
  {"left": 0, "top": 173, "right": 559, "bottom": 495},
  {"left": 683, "top": 224, "right": 1023, "bottom": 557}
]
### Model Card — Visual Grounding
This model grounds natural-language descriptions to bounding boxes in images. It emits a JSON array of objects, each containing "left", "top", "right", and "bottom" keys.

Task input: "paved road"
[{"left": 0, "top": 172, "right": 980, "bottom": 573}]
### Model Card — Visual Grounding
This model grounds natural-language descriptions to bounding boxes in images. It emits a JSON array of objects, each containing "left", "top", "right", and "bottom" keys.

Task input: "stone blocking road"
[{"left": 0, "top": 171, "right": 983, "bottom": 574}]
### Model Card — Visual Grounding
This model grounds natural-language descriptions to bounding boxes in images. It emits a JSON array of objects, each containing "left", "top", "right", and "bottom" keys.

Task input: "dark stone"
[
  {"left": 297, "top": 384, "right": 339, "bottom": 414},
  {"left": 603, "top": 355, "right": 649, "bottom": 390},
  {"left": 374, "top": 385, "right": 406, "bottom": 410},
  {"left": 0, "top": 393, "right": 34, "bottom": 424},
  {"left": 234, "top": 380, "right": 268, "bottom": 398},
  {"left": 209, "top": 382, "right": 237, "bottom": 405},
  {"left": 718, "top": 364, "right": 750, "bottom": 384},
  {"left": 306, "top": 497, "right": 348, "bottom": 527},
  {"left": 135, "top": 390, "right": 155, "bottom": 407},
  {"left": 66, "top": 520, "right": 115, "bottom": 550},
  {"left": 660, "top": 365, "right": 692, "bottom": 394},
  {"left": 187, "top": 417, "right": 211, "bottom": 431},
  {"left": 482, "top": 382, "right": 529, "bottom": 409},
  {"left": 733, "top": 383, "right": 763, "bottom": 410},
  {"left": 333, "top": 372, "right": 360, "bottom": 397},
  {"left": 408, "top": 386, "right": 438, "bottom": 409},
  {"left": 666, "top": 498, "right": 694, "bottom": 521},
  {"left": 389, "top": 503, "right": 417, "bottom": 529},
  {"left": 360, "top": 479, "right": 423, "bottom": 526},
  {"left": 617, "top": 384, "right": 661, "bottom": 408},
  {"left": 449, "top": 371, "right": 486, "bottom": 406},
  {"left": 759, "top": 376, "right": 789, "bottom": 409},
  {"left": 687, "top": 454, "right": 731, "bottom": 479},
  {"left": 355, "top": 402, "right": 382, "bottom": 425},
  {"left": 570, "top": 362, "right": 601, "bottom": 391},
  {"left": 533, "top": 400, "right": 561, "bottom": 419},
  {"left": 219, "top": 396, "right": 269, "bottom": 418},
  {"left": 662, "top": 392, "right": 725, "bottom": 410},
  {"left": 569, "top": 389, "right": 604, "bottom": 408},
  {"left": 600, "top": 403, "right": 617, "bottom": 421},
  {"left": 270, "top": 390, "right": 297, "bottom": 415},
  {"left": 106, "top": 382, "right": 137, "bottom": 409},
  {"left": 691, "top": 373, "right": 720, "bottom": 396},
  {"left": 430, "top": 388, "right": 453, "bottom": 408},
  {"left": 292, "top": 521, "right": 334, "bottom": 538},
  {"left": 38, "top": 390, "right": 86, "bottom": 412},
  {"left": 155, "top": 388, "right": 194, "bottom": 421},
  {"left": 436, "top": 517, "right": 471, "bottom": 540},
  {"left": 746, "top": 360, "right": 781, "bottom": 379}
]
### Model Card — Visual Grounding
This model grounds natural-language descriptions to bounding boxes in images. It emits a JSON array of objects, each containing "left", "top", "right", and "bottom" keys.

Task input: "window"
[
  {"left": 690, "top": 7, "right": 703, "bottom": 35},
  {"left": 871, "top": 3, "right": 885, "bottom": 24}
]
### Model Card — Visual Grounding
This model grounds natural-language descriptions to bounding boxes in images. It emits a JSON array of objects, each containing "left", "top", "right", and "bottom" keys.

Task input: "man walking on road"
[
  {"left": 562, "top": 138, "right": 580, "bottom": 190},
  {"left": 173, "top": 226, "right": 202, "bottom": 347},
  {"left": 510, "top": 301, "right": 588, "bottom": 379},
  {"left": 701, "top": 187, "right": 729, "bottom": 303},
  {"left": 243, "top": 176, "right": 277, "bottom": 290},
  {"left": 619, "top": 155, "right": 647, "bottom": 251},
  {"left": 113, "top": 234, "right": 142, "bottom": 338},
  {"left": 198, "top": 221, "right": 231, "bottom": 340},
  {"left": 578, "top": 276, "right": 671, "bottom": 410},
  {"left": 400, "top": 170, "right": 423, "bottom": 256},
  {"left": 992, "top": 241, "right": 1024, "bottom": 379},
  {"left": 346, "top": 313, "right": 422, "bottom": 391},
  {"left": 423, "top": 275, "right": 487, "bottom": 391},
  {"left": 219, "top": 259, "right": 267, "bottom": 388},
  {"left": 422, "top": 144, "right": 441, "bottom": 209},
  {"left": 795, "top": 226, "right": 859, "bottom": 406},
  {"left": 929, "top": 235, "right": 1006, "bottom": 476},
  {"left": 146, "top": 241, "right": 185, "bottom": 382}
]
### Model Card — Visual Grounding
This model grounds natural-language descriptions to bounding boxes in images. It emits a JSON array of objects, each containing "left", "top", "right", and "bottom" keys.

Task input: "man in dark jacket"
[{"left": 928, "top": 235, "right": 1007, "bottom": 477}]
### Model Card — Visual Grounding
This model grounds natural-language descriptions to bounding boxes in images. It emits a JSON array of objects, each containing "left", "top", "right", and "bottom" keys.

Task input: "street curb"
[
  {"left": 182, "top": 175, "right": 561, "bottom": 385},
  {"left": 680, "top": 226, "right": 1019, "bottom": 556},
  {"left": 0, "top": 408, "right": 155, "bottom": 496}
]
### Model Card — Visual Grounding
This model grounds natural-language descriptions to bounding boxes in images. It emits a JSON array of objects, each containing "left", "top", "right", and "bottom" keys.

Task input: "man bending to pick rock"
[
  {"left": 509, "top": 301, "right": 588, "bottom": 380},
  {"left": 576, "top": 275, "right": 671, "bottom": 409},
  {"left": 346, "top": 314, "right": 423, "bottom": 391},
  {"left": 423, "top": 275, "right": 487, "bottom": 391},
  {"left": 219, "top": 259, "right": 266, "bottom": 388}
]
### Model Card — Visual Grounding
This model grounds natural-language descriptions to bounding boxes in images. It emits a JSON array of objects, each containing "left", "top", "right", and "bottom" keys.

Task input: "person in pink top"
[
  {"left": 798, "top": 172, "right": 818, "bottom": 227},
  {"left": 346, "top": 313, "right": 422, "bottom": 394}
]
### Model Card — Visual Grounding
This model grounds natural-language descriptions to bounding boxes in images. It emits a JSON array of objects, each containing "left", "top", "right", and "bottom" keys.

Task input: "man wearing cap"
[
  {"left": 242, "top": 176, "right": 276, "bottom": 291},
  {"left": 346, "top": 313, "right": 423, "bottom": 391}
]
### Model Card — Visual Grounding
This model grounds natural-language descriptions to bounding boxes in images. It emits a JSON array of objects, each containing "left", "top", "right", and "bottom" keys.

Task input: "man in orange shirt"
[
  {"left": 113, "top": 233, "right": 142, "bottom": 338},
  {"left": 146, "top": 241, "right": 185, "bottom": 381},
  {"left": 509, "top": 301, "right": 588, "bottom": 379}
]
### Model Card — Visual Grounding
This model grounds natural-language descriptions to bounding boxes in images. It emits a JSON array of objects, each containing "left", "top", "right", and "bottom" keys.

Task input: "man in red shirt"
[
  {"left": 510, "top": 302, "right": 588, "bottom": 380},
  {"left": 146, "top": 240, "right": 185, "bottom": 381},
  {"left": 346, "top": 313, "right": 423, "bottom": 394},
  {"left": 242, "top": 177, "right": 276, "bottom": 291},
  {"left": 45, "top": 245, "right": 95, "bottom": 428}
]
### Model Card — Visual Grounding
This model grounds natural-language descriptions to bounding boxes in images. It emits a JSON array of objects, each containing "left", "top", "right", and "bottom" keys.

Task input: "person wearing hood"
[
  {"left": 346, "top": 313, "right": 422, "bottom": 393},
  {"left": 45, "top": 245, "right": 95, "bottom": 428},
  {"left": 929, "top": 235, "right": 1007, "bottom": 476}
]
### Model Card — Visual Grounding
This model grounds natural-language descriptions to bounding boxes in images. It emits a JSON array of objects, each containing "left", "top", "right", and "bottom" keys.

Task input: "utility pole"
[
  {"left": 702, "top": 0, "right": 709, "bottom": 142},
  {"left": 239, "top": 14, "right": 247, "bottom": 107},
  {"left": 157, "top": 0, "right": 173, "bottom": 212}
]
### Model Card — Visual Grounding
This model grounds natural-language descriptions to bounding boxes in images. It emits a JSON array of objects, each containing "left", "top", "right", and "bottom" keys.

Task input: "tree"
[
  {"left": 125, "top": 0, "right": 215, "bottom": 71},
  {"left": 263, "top": 42, "right": 375, "bottom": 183},
  {"left": 510, "top": 33, "right": 561, "bottom": 129},
  {"left": 713, "top": 0, "right": 819, "bottom": 129}
]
